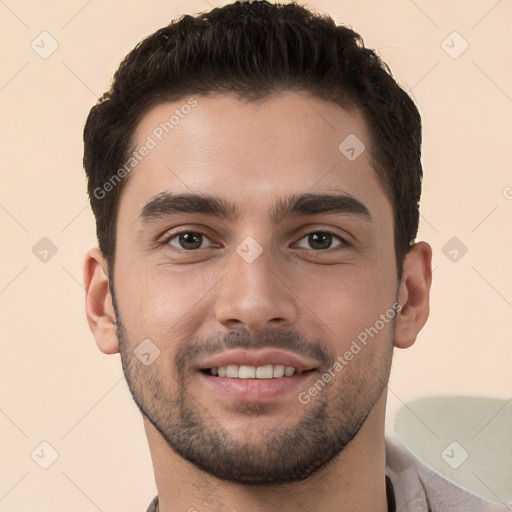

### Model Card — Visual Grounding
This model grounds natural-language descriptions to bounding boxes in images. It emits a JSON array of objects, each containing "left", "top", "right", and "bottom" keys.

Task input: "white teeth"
[
  {"left": 238, "top": 365, "right": 256, "bottom": 378},
  {"left": 273, "top": 364, "right": 285, "bottom": 378},
  {"left": 284, "top": 366, "right": 296, "bottom": 376},
  {"left": 256, "top": 364, "right": 273, "bottom": 379},
  {"left": 210, "top": 364, "right": 299, "bottom": 379},
  {"left": 226, "top": 365, "right": 238, "bottom": 378}
]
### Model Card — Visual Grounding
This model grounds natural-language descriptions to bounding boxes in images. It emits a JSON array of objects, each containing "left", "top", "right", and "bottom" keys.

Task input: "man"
[{"left": 82, "top": 1, "right": 509, "bottom": 511}]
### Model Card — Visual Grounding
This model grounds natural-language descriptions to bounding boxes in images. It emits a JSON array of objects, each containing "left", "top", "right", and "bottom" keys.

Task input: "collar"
[{"left": 151, "top": 476, "right": 395, "bottom": 511}]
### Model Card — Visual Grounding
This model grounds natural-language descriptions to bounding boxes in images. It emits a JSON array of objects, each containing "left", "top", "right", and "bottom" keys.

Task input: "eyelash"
[{"left": 160, "top": 229, "right": 350, "bottom": 252}]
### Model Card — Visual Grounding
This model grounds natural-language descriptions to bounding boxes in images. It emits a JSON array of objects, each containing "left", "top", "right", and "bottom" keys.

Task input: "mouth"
[
  {"left": 202, "top": 364, "right": 312, "bottom": 378},
  {"left": 196, "top": 349, "right": 319, "bottom": 402}
]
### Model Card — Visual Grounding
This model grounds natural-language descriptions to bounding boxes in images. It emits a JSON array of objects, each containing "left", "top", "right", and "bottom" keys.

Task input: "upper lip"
[{"left": 196, "top": 349, "right": 319, "bottom": 372}]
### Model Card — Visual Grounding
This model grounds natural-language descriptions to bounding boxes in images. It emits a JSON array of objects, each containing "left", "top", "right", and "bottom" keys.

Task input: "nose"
[{"left": 214, "top": 245, "right": 299, "bottom": 332}]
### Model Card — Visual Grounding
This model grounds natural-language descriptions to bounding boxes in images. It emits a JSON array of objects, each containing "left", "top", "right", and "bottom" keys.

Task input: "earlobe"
[
  {"left": 83, "top": 247, "right": 120, "bottom": 355},
  {"left": 394, "top": 241, "right": 433, "bottom": 350}
]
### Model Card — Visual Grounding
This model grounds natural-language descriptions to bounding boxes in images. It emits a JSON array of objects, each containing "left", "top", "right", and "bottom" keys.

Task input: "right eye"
[{"left": 163, "top": 231, "right": 214, "bottom": 251}]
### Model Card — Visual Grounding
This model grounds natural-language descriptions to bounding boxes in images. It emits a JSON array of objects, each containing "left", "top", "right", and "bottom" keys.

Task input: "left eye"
[
  {"left": 295, "top": 231, "right": 346, "bottom": 251},
  {"left": 166, "top": 231, "right": 213, "bottom": 250}
]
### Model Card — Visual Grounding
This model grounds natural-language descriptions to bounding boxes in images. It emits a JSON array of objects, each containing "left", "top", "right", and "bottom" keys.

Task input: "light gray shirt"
[
  {"left": 386, "top": 434, "right": 511, "bottom": 511},
  {"left": 145, "top": 435, "right": 511, "bottom": 511}
]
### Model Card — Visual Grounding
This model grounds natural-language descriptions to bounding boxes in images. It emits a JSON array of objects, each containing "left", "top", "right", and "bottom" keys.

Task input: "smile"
[{"left": 205, "top": 364, "right": 305, "bottom": 378}]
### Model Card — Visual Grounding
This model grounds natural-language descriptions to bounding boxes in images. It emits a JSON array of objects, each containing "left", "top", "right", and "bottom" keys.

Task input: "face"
[{"left": 111, "top": 92, "right": 399, "bottom": 484}]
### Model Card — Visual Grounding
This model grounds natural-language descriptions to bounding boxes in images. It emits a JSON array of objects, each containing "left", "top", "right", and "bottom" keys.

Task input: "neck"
[{"left": 146, "top": 392, "right": 388, "bottom": 512}]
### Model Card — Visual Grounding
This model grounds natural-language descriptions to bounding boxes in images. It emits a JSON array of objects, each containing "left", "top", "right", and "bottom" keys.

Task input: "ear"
[
  {"left": 394, "top": 241, "right": 433, "bottom": 349},
  {"left": 83, "top": 246, "right": 120, "bottom": 354}
]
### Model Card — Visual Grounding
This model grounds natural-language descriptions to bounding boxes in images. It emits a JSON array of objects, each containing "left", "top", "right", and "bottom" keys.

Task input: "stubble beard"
[{"left": 115, "top": 318, "right": 394, "bottom": 485}]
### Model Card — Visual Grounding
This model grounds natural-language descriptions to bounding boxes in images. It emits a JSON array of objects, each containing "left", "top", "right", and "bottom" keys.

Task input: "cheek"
[
  {"left": 302, "top": 264, "right": 397, "bottom": 355},
  {"left": 115, "top": 262, "right": 219, "bottom": 343}
]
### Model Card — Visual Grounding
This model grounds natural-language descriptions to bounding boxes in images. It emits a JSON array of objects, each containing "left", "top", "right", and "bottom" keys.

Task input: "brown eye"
[
  {"left": 296, "top": 231, "right": 346, "bottom": 251},
  {"left": 166, "top": 231, "right": 212, "bottom": 250}
]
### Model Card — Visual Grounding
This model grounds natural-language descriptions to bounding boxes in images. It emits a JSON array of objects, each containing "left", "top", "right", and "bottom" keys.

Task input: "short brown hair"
[{"left": 83, "top": 0, "right": 423, "bottom": 277}]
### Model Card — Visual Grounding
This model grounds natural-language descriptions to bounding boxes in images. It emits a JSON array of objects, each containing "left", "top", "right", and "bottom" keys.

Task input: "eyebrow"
[{"left": 138, "top": 191, "right": 372, "bottom": 224}]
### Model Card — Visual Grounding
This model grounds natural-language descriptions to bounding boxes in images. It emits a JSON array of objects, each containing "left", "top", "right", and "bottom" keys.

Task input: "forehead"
[{"left": 119, "top": 91, "right": 391, "bottom": 224}]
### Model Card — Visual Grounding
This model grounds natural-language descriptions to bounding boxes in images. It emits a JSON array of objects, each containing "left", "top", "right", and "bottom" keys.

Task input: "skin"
[{"left": 84, "top": 91, "right": 432, "bottom": 512}]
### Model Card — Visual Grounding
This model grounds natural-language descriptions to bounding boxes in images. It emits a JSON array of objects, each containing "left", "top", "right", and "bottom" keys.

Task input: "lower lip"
[{"left": 199, "top": 371, "right": 315, "bottom": 402}]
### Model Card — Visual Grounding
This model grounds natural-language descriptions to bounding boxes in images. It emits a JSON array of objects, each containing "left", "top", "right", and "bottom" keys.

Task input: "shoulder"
[{"left": 385, "top": 434, "right": 511, "bottom": 512}]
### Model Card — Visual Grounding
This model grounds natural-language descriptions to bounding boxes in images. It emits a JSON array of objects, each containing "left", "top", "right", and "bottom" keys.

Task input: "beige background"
[{"left": 1, "top": 0, "right": 511, "bottom": 510}]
